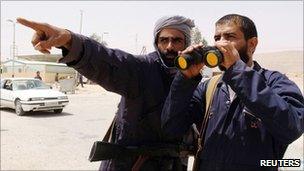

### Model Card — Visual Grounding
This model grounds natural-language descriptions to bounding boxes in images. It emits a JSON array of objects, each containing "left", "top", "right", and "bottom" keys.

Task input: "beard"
[
  {"left": 238, "top": 44, "right": 250, "bottom": 64},
  {"left": 159, "top": 50, "right": 178, "bottom": 68}
]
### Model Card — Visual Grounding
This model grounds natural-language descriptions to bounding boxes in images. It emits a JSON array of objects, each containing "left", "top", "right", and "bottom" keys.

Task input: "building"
[
  {"left": 1, "top": 59, "right": 76, "bottom": 83},
  {"left": 16, "top": 54, "right": 61, "bottom": 62}
]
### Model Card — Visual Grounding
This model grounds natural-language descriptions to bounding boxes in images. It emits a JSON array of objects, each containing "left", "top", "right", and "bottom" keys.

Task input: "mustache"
[{"left": 163, "top": 51, "right": 178, "bottom": 59}]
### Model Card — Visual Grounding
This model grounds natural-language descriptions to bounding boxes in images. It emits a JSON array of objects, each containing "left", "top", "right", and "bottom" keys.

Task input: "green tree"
[{"left": 191, "top": 27, "right": 208, "bottom": 46}]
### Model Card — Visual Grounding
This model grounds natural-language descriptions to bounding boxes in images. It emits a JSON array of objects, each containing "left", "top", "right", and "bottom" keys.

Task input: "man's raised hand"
[
  {"left": 17, "top": 18, "right": 72, "bottom": 54},
  {"left": 178, "top": 43, "right": 205, "bottom": 79}
]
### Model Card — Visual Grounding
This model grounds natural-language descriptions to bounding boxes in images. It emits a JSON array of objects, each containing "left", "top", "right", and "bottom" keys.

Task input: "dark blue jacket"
[
  {"left": 161, "top": 60, "right": 304, "bottom": 170},
  {"left": 60, "top": 33, "right": 182, "bottom": 170}
]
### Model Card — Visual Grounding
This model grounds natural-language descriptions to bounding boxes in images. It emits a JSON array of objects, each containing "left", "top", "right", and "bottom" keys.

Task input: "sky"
[{"left": 1, "top": 1, "right": 303, "bottom": 61}]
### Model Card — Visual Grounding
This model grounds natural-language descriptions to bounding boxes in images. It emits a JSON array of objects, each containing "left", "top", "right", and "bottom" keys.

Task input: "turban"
[{"left": 153, "top": 15, "right": 195, "bottom": 49}]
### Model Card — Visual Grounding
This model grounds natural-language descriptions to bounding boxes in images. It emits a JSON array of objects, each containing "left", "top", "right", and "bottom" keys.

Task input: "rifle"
[{"left": 89, "top": 141, "right": 195, "bottom": 162}]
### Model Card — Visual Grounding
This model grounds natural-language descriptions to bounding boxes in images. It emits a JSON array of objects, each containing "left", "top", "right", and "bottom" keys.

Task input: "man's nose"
[
  {"left": 166, "top": 41, "right": 174, "bottom": 51},
  {"left": 220, "top": 36, "right": 227, "bottom": 41}
]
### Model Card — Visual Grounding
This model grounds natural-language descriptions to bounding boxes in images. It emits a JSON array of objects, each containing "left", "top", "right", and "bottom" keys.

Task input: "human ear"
[{"left": 247, "top": 37, "right": 258, "bottom": 54}]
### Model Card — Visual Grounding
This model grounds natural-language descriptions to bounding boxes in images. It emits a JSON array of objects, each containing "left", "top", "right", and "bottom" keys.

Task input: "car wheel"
[
  {"left": 15, "top": 99, "right": 25, "bottom": 116},
  {"left": 54, "top": 109, "right": 63, "bottom": 114}
]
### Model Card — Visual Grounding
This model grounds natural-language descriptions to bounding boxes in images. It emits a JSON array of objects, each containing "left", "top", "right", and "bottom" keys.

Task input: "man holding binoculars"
[{"left": 162, "top": 14, "right": 304, "bottom": 170}]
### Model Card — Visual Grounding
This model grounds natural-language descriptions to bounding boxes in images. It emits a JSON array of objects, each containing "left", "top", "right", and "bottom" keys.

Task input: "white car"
[{"left": 0, "top": 78, "right": 69, "bottom": 116}]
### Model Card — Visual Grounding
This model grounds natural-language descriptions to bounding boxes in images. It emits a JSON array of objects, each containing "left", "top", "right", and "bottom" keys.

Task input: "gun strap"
[
  {"left": 102, "top": 115, "right": 116, "bottom": 142},
  {"left": 193, "top": 74, "right": 222, "bottom": 171}
]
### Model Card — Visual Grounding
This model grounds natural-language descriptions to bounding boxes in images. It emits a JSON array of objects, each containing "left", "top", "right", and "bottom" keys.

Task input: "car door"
[{"left": 1, "top": 79, "right": 14, "bottom": 108}]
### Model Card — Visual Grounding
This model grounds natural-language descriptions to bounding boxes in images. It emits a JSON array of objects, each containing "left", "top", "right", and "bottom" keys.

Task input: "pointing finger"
[{"left": 17, "top": 17, "right": 49, "bottom": 32}]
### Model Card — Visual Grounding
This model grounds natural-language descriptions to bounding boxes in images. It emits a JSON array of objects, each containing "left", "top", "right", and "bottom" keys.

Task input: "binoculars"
[{"left": 175, "top": 46, "right": 223, "bottom": 70}]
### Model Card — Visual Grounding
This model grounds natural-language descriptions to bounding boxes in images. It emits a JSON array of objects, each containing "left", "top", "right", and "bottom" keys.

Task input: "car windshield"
[{"left": 13, "top": 80, "right": 50, "bottom": 90}]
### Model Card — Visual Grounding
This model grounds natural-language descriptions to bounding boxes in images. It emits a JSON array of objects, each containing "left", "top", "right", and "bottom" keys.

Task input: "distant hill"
[{"left": 254, "top": 50, "right": 303, "bottom": 74}]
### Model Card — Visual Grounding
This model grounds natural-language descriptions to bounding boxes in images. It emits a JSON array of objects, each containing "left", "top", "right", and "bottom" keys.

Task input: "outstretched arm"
[{"left": 18, "top": 18, "right": 141, "bottom": 98}]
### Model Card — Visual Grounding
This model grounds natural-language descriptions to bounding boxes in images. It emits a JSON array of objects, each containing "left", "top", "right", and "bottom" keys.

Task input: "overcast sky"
[{"left": 1, "top": 1, "right": 303, "bottom": 61}]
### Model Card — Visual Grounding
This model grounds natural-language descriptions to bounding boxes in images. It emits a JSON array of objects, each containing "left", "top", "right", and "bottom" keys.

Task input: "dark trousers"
[{"left": 99, "top": 156, "right": 187, "bottom": 171}]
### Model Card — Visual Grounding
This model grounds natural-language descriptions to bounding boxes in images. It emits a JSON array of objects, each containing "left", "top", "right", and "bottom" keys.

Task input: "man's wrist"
[
  {"left": 63, "top": 30, "right": 72, "bottom": 50},
  {"left": 58, "top": 32, "right": 84, "bottom": 64}
]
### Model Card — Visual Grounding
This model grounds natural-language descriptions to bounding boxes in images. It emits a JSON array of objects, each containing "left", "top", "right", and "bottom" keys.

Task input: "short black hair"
[{"left": 216, "top": 14, "right": 258, "bottom": 40}]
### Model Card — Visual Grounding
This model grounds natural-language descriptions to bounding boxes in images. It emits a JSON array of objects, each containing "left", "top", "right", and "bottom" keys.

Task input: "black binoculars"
[{"left": 175, "top": 46, "right": 223, "bottom": 70}]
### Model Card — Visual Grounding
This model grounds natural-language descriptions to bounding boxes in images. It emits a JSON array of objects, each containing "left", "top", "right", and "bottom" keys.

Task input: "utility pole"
[
  {"left": 76, "top": 10, "right": 84, "bottom": 86},
  {"left": 79, "top": 10, "right": 83, "bottom": 34},
  {"left": 135, "top": 34, "right": 138, "bottom": 54},
  {"left": 7, "top": 19, "right": 17, "bottom": 76}
]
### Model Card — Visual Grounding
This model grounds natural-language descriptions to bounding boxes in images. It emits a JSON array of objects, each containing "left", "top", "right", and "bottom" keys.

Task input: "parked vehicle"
[{"left": 0, "top": 78, "right": 69, "bottom": 116}]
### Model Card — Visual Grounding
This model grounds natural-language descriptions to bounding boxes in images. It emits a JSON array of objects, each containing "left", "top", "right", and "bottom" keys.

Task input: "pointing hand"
[{"left": 17, "top": 18, "right": 72, "bottom": 54}]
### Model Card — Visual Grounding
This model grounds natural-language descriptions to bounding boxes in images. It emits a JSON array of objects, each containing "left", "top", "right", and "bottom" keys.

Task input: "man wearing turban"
[{"left": 18, "top": 15, "right": 195, "bottom": 170}]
